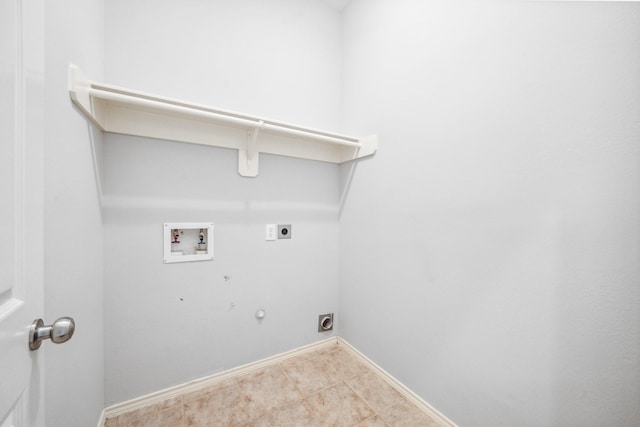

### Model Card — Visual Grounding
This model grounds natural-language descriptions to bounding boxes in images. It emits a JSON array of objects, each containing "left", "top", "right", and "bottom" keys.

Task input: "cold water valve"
[{"left": 196, "top": 229, "right": 207, "bottom": 253}]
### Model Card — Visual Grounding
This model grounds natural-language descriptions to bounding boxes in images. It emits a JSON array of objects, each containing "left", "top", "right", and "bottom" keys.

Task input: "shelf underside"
[{"left": 69, "top": 65, "right": 377, "bottom": 177}]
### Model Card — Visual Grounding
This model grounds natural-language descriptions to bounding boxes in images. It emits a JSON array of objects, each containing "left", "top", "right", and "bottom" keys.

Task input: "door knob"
[{"left": 29, "top": 317, "right": 75, "bottom": 351}]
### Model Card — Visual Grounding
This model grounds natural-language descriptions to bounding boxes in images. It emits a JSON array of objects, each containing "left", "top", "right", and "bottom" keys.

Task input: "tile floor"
[{"left": 105, "top": 343, "right": 443, "bottom": 427}]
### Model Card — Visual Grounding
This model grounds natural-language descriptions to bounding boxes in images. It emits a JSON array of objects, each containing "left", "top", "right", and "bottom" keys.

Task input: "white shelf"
[{"left": 68, "top": 65, "right": 377, "bottom": 177}]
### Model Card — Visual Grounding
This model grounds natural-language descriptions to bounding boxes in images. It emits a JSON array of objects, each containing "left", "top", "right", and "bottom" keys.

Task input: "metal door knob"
[{"left": 29, "top": 317, "right": 75, "bottom": 351}]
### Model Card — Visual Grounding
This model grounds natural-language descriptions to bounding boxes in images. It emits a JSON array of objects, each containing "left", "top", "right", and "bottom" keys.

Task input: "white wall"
[
  {"left": 340, "top": 1, "right": 640, "bottom": 426},
  {"left": 104, "top": 0, "right": 342, "bottom": 129},
  {"left": 102, "top": 0, "right": 342, "bottom": 404},
  {"left": 44, "top": 0, "right": 105, "bottom": 425}
]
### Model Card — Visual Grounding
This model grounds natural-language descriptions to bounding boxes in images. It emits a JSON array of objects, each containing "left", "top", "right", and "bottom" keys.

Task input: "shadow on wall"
[{"left": 100, "top": 133, "right": 347, "bottom": 222}]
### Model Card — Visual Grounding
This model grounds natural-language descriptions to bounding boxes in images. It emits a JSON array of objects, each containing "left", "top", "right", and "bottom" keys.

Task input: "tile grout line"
[
  {"left": 277, "top": 359, "right": 306, "bottom": 401},
  {"left": 343, "top": 376, "right": 388, "bottom": 426},
  {"left": 282, "top": 351, "right": 344, "bottom": 398},
  {"left": 284, "top": 346, "right": 380, "bottom": 425},
  {"left": 329, "top": 346, "right": 387, "bottom": 425},
  {"left": 247, "top": 360, "right": 320, "bottom": 424}
]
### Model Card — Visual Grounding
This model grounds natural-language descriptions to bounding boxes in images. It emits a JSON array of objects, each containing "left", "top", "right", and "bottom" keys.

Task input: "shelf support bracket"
[{"left": 239, "top": 120, "right": 263, "bottom": 177}]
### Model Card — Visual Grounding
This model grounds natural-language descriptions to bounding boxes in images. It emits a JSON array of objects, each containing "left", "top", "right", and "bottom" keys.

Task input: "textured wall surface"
[{"left": 339, "top": 1, "right": 640, "bottom": 426}]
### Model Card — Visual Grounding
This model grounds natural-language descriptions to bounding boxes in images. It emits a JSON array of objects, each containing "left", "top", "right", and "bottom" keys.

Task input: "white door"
[{"left": 0, "top": 0, "right": 45, "bottom": 426}]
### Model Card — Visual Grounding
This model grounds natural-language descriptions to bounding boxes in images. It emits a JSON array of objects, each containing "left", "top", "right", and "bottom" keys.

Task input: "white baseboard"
[
  {"left": 336, "top": 337, "right": 457, "bottom": 427},
  {"left": 97, "top": 336, "right": 456, "bottom": 427},
  {"left": 96, "top": 408, "right": 106, "bottom": 427},
  {"left": 98, "top": 337, "right": 338, "bottom": 426}
]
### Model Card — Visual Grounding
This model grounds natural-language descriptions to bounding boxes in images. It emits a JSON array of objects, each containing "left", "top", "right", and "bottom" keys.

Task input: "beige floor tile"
[
  {"left": 238, "top": 367, "right": 302, "bottom": 420},
  {"left": 182, "top": 377, "right": 238, "bottom": 403},
  {"left": 114, "top": 396, "right": 183, "bottom": 427},
  {"left": 304, "top": 382, "right": 375, "bottom": 426},
  {"left": 183, "top": 384, "right": 251, "bottom": 427},
  {"left": 378, "top": 400, "right": 441, "bottom": 427},
  {"left": 117, "top": 404, "right": 184, "bottom": 427},
  {"left": 236, "top": 364, "right": 283, "bottom": 383},
  {"left": 297, "top": 343, "right": 340, "bottom": 361},
  {"left": 354, "top": 415, "right": 389, "bottom": 426},
  {"left": 347, "top": 370, "right": 405, "bottom": 412},
  {"left": 281, "top": 356, "right": 342, "bottom": 396},
  {"left": 248, "top": 401, "right": 314, "bottom": 427},
  {"left": 322, "top": 347, "right": 368, "bottom": 380},
  {"left": 109, "top": 344, "right": 446, "bottom": 427}
]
